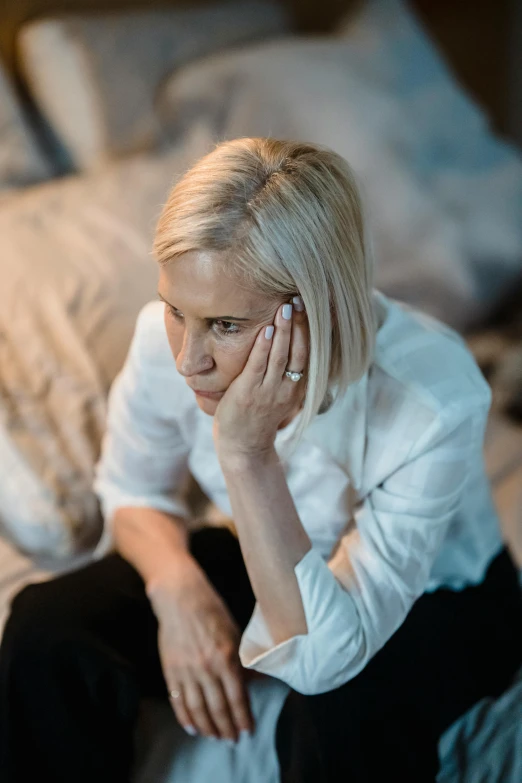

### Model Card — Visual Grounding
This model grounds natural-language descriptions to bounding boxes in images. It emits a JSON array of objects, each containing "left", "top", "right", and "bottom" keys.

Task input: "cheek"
[
  {"left": 215, "top": 338, "right": 254, "bottom": 380},
  {"left": 164, "top": 316, "right": 181, "bottom": 359},
  {"left": 163, "top": 310, "right": 257, "bottom": 377}
]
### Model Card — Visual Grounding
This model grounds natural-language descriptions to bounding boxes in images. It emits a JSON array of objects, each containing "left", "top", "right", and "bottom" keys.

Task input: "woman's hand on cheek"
[{"left": 213, "top": 297, "right": 308, "bottom": 462}]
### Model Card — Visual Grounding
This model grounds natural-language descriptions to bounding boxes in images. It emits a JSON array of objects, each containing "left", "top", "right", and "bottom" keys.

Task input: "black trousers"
[{"left": 1, "top": 527, "right": 521, "bottom": 783}]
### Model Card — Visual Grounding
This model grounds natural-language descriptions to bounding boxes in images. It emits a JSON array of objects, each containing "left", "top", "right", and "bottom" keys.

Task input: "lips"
[{"left": 192, "top": 388, "right": 224, "bottom": 396}]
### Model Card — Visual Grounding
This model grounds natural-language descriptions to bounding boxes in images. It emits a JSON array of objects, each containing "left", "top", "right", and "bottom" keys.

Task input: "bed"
[{"left": 0, "top": 0, "right": 521, "bottom": 780}]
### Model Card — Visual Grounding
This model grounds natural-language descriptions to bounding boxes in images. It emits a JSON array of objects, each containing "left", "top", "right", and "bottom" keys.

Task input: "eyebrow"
[{"left": 157, "top": 292, "right": 252, "bottom": 322}]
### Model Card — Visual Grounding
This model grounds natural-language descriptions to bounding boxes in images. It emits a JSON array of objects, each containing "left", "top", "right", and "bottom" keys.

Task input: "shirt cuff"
[{"left": 239, "top": 547, "right": 362, "bottom": 695}]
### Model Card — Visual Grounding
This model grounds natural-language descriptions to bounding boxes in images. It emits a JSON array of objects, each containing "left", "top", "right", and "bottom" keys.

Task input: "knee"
[
  {"left": 277, "top": 685, "right": 380, "bottom": 741},
  {"left": 4, "top": 580, "right": 71, "bottom": 659}
]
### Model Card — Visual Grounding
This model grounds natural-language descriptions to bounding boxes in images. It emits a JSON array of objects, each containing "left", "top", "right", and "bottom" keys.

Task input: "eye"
[
  {"left": 166, "top": 305, "right": 183, "bottom": 322},
  {"left": 165, "top": 305, "right": 240, "bottom": 337},
  {"left": 214, "top": 320, "right": 241, "bottom": 336}
]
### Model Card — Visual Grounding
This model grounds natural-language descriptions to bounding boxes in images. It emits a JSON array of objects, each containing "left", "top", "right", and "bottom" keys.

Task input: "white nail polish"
[
  {"left": 265, "top": 325, "right": 274, "bottom": 339},
  {"left": 282, "top": 304, "right": 293, "bottom": 320},
  {"left": 292, "top": 296, "right": 304, "bottom": 312},
  {"left": 183, "top": 725, "right": 197, "bottom": 736}
]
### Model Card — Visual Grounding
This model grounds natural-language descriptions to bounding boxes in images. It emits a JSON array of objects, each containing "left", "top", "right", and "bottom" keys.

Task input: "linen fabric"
[{"left": 93, "top": 289, "right": 503, "bottom": 695}]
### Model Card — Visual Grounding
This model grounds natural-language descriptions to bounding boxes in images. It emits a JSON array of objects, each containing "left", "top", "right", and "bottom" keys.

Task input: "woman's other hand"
[{"left": 146, "top": 552, "right": 254, "bottom": 742}]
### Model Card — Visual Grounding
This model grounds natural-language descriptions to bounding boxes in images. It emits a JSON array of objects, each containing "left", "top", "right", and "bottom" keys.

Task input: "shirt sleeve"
[
  {"left": 92, "top": 306, "right": 192, "bottom": 558},
  {"left": 238, "top": 400, "right": 490, "bottom": 695}
]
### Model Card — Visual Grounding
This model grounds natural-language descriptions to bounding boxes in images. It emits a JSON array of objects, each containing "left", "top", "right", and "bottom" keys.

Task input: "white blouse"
[{"left": 93, "top": 289, "right": 502, "bottom": 696}]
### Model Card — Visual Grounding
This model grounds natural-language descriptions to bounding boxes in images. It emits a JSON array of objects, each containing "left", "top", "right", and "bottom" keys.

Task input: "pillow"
[
  {"left": 335, "top": 0, "right": 522, "bottom": 315},
  {"left": 0, "top": 139, "right": 205, "bottom": 558},
  {"left": 0, "top": 61, "right": 52, "bottom": 192},
  {"left": 17, "top": 0, "right": 290, "bottom": 172},
  {"left": 157, "top": 0, "right": 522, "bottom": 331}
]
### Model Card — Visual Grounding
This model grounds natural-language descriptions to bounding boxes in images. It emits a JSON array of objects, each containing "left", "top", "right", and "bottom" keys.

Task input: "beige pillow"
[
  {"left": 18, "top": 1, "right": 289, "bottom": 172},
  {"left": 0, "top": 141, "right": 204, "bottom": 558},
  {"left": 0, "top": 61, "right": 52, "bottom": 192}
]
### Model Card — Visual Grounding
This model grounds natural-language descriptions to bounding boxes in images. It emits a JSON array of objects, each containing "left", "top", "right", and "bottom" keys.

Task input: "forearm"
[
  {"left": 220, "top": 447, "right": 311, "bottom": 645},
  {"left": 113, "top": 506, "right": 193, "bottom": 590}
]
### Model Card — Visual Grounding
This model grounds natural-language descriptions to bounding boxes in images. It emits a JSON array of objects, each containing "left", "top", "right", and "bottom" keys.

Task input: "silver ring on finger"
[
  {"left": 169, "top": 688, "right": 182, "bottom": 700},
  {"left": 285, "top": 369, "right": 304, "bottom": 382}
]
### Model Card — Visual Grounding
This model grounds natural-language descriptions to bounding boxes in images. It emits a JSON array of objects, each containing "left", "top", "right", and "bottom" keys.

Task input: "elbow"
[
  {"left": 290, "top": 679, "right": 333, "bottom": 697},
  {"left": 289, "top": 631, "right": 369, "bottom": 696}
]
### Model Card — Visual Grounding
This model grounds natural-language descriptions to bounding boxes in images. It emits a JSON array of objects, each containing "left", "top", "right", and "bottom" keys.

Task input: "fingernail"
[
  {"left": 240, "top": 729, "right": 252, "bottom": 740},
  {"left": 225, "top": 739, "right": 236, "bottom": 748},
  {"left": 265, "top": 325, "right": 274, "bottom": 339},
  {"left": 183, "top": 725, "right": 197, "bottom": 736},
  {"left": 282, "top": 304, "right": 293, "bottom": 320},
  {"left": 292, "top": 296, "right": 304, "bottom": 312}
]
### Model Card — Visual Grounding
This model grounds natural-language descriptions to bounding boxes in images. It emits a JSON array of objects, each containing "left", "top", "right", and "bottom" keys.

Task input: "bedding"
[
  {"left": 0, "top": 138, "right": 208, "bottom": 557},
  {"left": 336, "top": 0, "right": 522, "bottom": 318},
  {"left": 0, "top": 61, "right": 52, "bottom": 192},
  {"left": 0, "top": 0, "right": 521, "bottom": 779},
  {"left": 17, "top": 0, "right": 289, "bottom": 172},
  {"left": 158, "top": 0, "right": 522, "bottom": 332},
  {"left": 438, "top": 664, "right": 522, "bottom": 783}
]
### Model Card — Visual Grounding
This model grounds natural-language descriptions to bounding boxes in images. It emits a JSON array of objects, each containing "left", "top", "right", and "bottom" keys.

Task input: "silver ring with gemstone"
[
  {"left": 170, "top": 689, "right": 181, "bottom": 700},
  {"left": 285, "top": 370, "right": 304, "bottom": 382}
]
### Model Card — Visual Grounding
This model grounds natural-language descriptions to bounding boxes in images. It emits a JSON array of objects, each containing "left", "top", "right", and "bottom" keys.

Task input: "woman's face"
[{"left": 158, "top": 250, "right": 287, "bottom": 416}]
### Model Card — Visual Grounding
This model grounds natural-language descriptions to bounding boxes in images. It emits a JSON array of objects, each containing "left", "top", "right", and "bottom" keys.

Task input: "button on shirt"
[{"left": 93, "top": 290, "right": 503, "bottom": 696}]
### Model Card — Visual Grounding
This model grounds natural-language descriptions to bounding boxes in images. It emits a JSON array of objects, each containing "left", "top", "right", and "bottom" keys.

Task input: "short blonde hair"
[{"left": 154, "top": 137, "right": 377, "bottom": 454}]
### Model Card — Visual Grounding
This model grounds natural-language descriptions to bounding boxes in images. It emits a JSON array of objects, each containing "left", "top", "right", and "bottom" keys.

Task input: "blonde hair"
[{"left": 154, "top": 137, "right": 377, "bottom": 455}]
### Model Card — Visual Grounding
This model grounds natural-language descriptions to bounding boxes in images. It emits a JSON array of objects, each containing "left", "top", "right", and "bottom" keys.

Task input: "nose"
[{"left": 175, "top": 328, "right": 214, "bottom": 378}]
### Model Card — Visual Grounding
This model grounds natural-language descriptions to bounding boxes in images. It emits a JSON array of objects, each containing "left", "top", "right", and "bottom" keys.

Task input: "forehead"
[{"left": 158, "top": 250, "right": 266, "bottom": 314}]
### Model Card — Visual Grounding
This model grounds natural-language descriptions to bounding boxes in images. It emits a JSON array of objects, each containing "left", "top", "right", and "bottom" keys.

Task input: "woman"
[{"left": 1, "top": 137, "right": 521, "bottom": 783}]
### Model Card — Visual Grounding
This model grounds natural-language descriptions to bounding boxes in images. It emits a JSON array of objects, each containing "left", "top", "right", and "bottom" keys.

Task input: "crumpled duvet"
[{"left": 0, "top": 142, "right": 204, "bottom": 556}]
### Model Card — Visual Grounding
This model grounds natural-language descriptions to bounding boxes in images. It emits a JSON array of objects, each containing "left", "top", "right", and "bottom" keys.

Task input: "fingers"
[
  {"left": 286, "top": 296, "right": 308, "bottom": 377},
  {"left": 264, "top": 297, "right": 308, "bottom": 387},
  {"left": 260, "top": 302, "right": 292, "bottom": 387},
  {"left": 221, "top": 667, "right": 255, "bottom": 736},
  {"left": 168, "top": 668, "right": 253, "bottom": 742},
  {"left": 240, "top": 321, "right": 276, "bottom": 386},
  {"left": 168, "top": 684, "right": 197, "bottom": 737},
  {"left": 199, "top": 672, "right": 239, "bottom": 742},
  {"left": 241, "top": 296, "right": 308, "bottom": 394},
  {"left": 182, "top": 679, "right": 220, "bottom": 739}
]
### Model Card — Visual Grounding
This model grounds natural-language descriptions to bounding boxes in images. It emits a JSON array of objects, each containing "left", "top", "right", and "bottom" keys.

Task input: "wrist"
[
  {"left": 218, "top": 444, "right": 279, "bottom": 475},
  {"left": 145, "top": 549, "right": 198, "bottom": 605}
]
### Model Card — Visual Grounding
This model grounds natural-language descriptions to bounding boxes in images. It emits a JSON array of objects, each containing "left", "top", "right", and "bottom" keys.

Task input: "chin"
[{"left": 195, "top": 396, "right": 219, "bottom": 415}]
